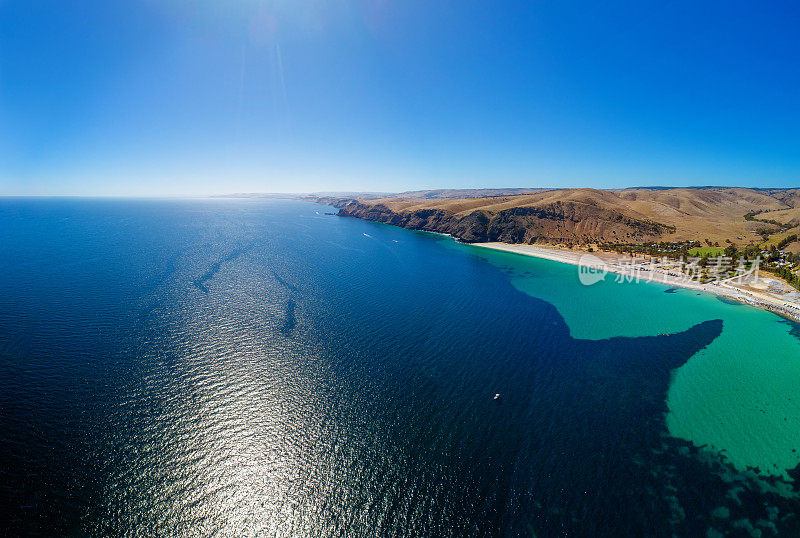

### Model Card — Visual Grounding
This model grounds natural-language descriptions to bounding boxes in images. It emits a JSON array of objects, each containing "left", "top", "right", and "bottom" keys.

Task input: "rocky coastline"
[{"left": 322, "top": 197, "right": 667, "bottom": 245}]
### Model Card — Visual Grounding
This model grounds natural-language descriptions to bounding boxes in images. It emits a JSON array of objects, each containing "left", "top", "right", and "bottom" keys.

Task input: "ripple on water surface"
[{"left": 3, "top": 199, "right": 800, "bottom": 537}]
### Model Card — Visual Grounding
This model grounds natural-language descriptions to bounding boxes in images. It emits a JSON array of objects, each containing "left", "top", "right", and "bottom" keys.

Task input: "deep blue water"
[{"left": 0, "top": 198, "right": 797, "bottom": 536}]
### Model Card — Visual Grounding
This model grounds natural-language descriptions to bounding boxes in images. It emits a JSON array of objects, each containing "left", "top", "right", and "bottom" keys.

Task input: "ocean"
[{"left": 1, "top": 198, "right": 799, "bottom": 536}]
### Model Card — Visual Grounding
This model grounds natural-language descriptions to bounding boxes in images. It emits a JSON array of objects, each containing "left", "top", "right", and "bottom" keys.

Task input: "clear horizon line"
[{"left": 4, "top": 184, "right": 800, "bottom": 199}]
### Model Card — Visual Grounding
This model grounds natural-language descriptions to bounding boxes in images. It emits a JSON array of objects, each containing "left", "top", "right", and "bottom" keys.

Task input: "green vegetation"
[
  {"left": 772, "top": 265, "right": 800, "bottom": 289},
  {"left": 744, "top": 209, "right": 794, "bottom": 231},
  {"left": 598, "top": 240, "right": 800, "bottom": 288},
  {"left": 776, "top": 234, "right": 798, "bottom": 250},
  {"left": 714, "top": 243, "right": 800, "bottom": 290},
  {"left": 599, "top": 240, "right": 699, "bottom": 259},
  {"left": 688, "top": 246, "right": 725, "bottom": 257}
]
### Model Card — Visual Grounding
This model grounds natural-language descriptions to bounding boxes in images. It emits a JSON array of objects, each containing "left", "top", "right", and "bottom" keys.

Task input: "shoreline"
[
  {"left": 469, "top": 242, "right": 800, "bottom": 323},
  {"left": 319, "top": 200, "right": 800, "bottom": 323}
]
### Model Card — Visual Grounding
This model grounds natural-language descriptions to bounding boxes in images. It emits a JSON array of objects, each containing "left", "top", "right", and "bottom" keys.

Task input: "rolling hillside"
[{"left": 313, "top": 187, "right": 800, "bottom": 247}]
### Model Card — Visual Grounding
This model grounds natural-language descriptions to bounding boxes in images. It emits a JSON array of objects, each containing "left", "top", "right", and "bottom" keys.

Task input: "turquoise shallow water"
[
  {"left": 1, "top": 198, "right": 799, "bottom": 536},
  {"left": 461, "top": 244, "right": 800, "bottom": 479}
]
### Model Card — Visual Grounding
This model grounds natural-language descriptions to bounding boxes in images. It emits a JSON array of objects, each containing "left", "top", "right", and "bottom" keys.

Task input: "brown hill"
[{"left": 316, "top": 187, "right": 800, "bottom": 246}]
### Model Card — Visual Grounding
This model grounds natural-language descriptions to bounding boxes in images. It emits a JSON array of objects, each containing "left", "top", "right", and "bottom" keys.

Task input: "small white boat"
[{"left": 493, "top": 393, "right": 500, "bottom": 400}]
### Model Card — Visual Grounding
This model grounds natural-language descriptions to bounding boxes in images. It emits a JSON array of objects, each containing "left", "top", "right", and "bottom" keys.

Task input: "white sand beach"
[{"left": 471, "top": 242, "right": 800, "bottom": 323}]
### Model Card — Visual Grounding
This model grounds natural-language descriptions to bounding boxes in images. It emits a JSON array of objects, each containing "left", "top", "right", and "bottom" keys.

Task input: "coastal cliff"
[
  {"left": 307, "top": 186, "right": 800, "bottom": 247},
  {"left": 323, "top": 197, "right": 668, "bottom": 245}
]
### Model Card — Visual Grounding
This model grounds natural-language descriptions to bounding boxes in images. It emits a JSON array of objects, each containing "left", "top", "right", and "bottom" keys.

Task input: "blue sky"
[{"left": 1, "top": 1, "right": 798, "bottom": 195}]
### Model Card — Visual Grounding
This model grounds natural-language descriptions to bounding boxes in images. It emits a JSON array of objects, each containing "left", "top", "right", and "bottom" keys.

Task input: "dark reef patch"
[
  {"left": 779, "top": 318, "right": 800, "bottom": 344},
  {"left": 271, "top": 271, "right": 302, "bottom": 294},
  {"left": 280, "top": 300, "right": 296, "bottom": 336},
  {"left": 192, "top": 244, "right": 251, "bottom": 294}
]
